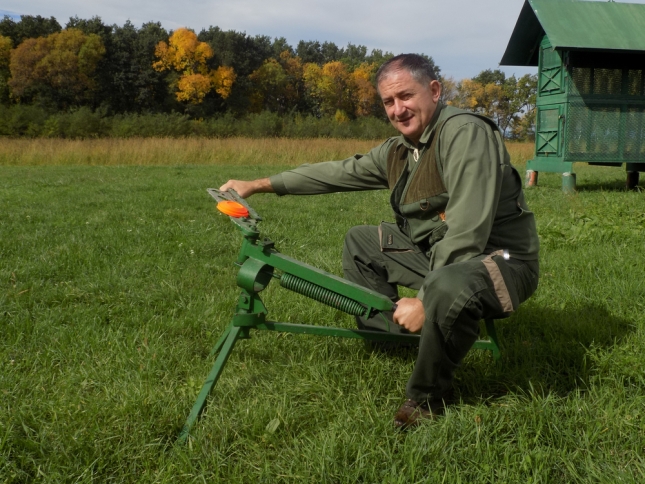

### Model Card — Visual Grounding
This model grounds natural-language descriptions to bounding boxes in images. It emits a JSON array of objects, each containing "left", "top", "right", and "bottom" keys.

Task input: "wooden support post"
[
  {"left": 562, "top": 172, "right": 576, "bottom": 194},
  {"left": 525, "top": 170, "right": 539, "bottom": 187}
]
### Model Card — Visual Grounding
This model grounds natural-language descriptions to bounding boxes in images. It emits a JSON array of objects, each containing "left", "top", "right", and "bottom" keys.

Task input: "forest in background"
[{"left": 0, "top": 15, "right": 537, "bottom": 139}]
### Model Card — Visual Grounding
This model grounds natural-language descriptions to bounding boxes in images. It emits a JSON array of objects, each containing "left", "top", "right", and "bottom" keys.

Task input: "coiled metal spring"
[{"left": 280, "top": 273, "right": 367, "bottom": 317}]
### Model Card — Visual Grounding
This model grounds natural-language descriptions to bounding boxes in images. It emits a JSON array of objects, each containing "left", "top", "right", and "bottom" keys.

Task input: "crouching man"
[{"left": 220, "top": 54, "right": 539, "bottom": 429}]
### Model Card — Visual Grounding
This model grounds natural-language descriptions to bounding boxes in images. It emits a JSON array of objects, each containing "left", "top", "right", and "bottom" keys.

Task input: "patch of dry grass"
[
  {"left": 505, "top": 141, "right": 534, "bottom": 167},
  {"left": 0, "top": 137, "right": 535, "bottom": 167},
  {"left": 0, "top": 138, "right": 376, "bottom": 167}
]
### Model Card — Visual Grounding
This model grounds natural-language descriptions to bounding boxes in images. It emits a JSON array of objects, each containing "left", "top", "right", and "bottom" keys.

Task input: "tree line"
[{"left": 0, "top": 14, "right": 536, "bottom": 139}]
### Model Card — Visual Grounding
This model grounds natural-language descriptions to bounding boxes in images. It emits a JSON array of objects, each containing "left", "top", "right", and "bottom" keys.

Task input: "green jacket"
[{"left": 270, "top": 103, "right": 539, "bottom": 272}]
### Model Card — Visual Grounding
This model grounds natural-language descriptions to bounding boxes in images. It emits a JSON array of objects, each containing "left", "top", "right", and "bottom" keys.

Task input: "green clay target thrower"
[{"left": 177, "top": 189, "right": 501, "bottom": 443}]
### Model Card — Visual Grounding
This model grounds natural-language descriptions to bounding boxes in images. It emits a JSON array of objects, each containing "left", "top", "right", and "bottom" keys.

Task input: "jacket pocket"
[{"left": 378, "top": 222, "right": 416, "bottom": 253}]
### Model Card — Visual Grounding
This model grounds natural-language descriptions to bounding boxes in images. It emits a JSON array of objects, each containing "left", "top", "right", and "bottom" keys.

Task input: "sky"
[{"left": 3, "top": 0, "right": 645, "bottom": 80}]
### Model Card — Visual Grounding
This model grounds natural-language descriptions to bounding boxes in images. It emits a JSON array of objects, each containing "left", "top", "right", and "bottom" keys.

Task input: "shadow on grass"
[
  {"left": 574, "top": 180, "right": 631, "bottom": 192},
  {"left": 178, "top": 300, "right": 634, "bottom": 432},
  {"left": 456, "top": 301, "right": 634, "bottom": 403},
  {"left": 530, "top": 170, "right": 636, "bottom": 192}
]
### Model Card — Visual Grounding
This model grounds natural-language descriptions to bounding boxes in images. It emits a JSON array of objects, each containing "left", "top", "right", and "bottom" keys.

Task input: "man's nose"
[{"left": 393, "top": 99, "right": 406, "bottom": 116}]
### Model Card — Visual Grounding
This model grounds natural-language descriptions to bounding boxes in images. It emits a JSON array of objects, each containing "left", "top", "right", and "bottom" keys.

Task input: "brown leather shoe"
[{"left": 393, "top": 399, "right": 441, "bottom": 430}]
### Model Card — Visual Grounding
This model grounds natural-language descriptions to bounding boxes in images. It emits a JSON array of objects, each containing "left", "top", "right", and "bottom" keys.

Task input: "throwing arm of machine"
[{"left": 177, "top": 189, "right": 501, "bottom": 443}]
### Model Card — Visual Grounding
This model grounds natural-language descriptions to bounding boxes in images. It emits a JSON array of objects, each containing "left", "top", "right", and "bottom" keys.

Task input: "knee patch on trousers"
[{"left": 481, "top": 251, "right": 520, "bottom": 315}]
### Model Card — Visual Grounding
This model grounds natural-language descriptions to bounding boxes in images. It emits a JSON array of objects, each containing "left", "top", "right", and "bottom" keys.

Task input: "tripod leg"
[
  {"left": 485, "top": 319, "right": 501, "bottom": 361},
  {"left": 178, "top": 325, "right": 243, "bottom": 443},
  {"left": 209, "top": 322, "right": 233, "bottom": 358}
]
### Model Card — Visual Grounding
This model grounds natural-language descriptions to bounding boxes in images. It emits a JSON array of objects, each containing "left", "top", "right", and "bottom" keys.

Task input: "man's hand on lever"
[
  {"left": 219, "top": 178, "right": 274, "bottom": 199},
  {"left": 393, "top": 297, "right": 425, "bottom": 333}
]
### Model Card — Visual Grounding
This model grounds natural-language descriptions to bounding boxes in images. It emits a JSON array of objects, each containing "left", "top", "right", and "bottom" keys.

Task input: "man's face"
[{"left": 378, "top": 69, "right": 442, "bottom": 145}]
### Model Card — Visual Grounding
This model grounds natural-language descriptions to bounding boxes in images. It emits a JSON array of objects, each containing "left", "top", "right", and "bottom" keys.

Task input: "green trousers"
[{"left": 342, "top": 223, "right": 539, "bottom": 404}]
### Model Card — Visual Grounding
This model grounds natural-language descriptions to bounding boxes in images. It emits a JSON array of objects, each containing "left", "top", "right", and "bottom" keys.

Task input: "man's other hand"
[
  {"left": 393, "top": 297, "right": 425, "bottom": 333},
  {"left": 219, "top": 178, "right": 274, "bottom": 198}
]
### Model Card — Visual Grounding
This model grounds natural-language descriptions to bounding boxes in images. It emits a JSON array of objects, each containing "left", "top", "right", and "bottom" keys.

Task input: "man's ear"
[{"left": 430, "top": 80, "right": 442, "bottom": 102}]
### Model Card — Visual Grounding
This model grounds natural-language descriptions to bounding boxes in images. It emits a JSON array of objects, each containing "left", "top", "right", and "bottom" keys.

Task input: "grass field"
[{"left": 1, "top": 138, "right": 644, "bottom": 482}]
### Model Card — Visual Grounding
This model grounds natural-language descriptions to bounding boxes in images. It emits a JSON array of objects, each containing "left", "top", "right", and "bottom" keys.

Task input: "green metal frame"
[{"left": 177, "top": 189, "right": 502, "bottom": 443}]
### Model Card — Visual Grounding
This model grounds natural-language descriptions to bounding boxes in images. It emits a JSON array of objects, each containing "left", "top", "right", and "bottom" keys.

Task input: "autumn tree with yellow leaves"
[
  {"left": 0, "top": 35, "right": 12, "bottom": 103},
  {"left": 301, "top": 60, "right": 379, "bottom": 119},
  {"left": 8, "top": 28, "right": 105, "bottom": 107},
  {"left": 303, "top": 61, "right": 352, "bottom": 117},
  {"left": 250, "top": 57, "right": 380, "bottom": 119},
  {"left": 349, "top": 63, "right": 378, "bottom": 117},
  {"left": 153, "top": 28, "right": 236, "bottom": 104},
  {"left": 448, "top": 70, "right": 537, "bottom": 139},
  {"left": 451, "top": 78, "right": 504, "bottom": 117}
]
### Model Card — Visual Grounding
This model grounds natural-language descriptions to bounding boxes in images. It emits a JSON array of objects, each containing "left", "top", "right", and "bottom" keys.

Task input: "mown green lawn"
[{"left": 1, "top": 162, "right": 644, "bottom": 482}]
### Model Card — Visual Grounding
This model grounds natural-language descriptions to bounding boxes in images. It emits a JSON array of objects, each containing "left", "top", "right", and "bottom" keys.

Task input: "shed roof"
[{"left": 500, "top": 0, "right": 645, "bottom": 66}]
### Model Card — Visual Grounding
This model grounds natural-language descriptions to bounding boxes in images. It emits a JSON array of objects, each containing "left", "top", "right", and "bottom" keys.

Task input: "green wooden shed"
[{"left": 501, "top": 0, "right": 645, "bottom": 190}]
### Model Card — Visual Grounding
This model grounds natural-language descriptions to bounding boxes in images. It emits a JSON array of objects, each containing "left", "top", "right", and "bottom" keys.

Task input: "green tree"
[
  {"left": 496, "top": 72, "right": 537, "bottom": 139},
  {"left": 65, "top": 17, "right": 173, "bottom": 113},
  {"left": 321, "top": 41, "right": 342, "bottom": 63},
  {"left": 509, "top": 73, "right": 538, "bottom": 140},
  {"left": 340, "top": 43, "right": 368, "bottom": 69},
  {"left": 0, "top": 15, "right": 61, "bottom": 46},
  {"left": 108, "top": 21, "right": 170, "bottom": 113},
  {"left": 366, "top": 49, "right": 394, "bottom": 67},
  {"left": 64, "top": 16, "right": 116, "bottom": 109},
  {"left": 65, "top": 15, "right": 112, "bottom": 39},
  {"left": 249, "top": 58, "right": 288, "bottom": 112},
  {"left": 198, "top": 27, "right": 273, "bottom": 113},
  {"left": 248, "top": 50, "right": 305, "bottom": 114},
  {"left": 296, "top": 40, "right": 324, "bottom": 64},
  {"left": 271, "top": 37, "right": 293, "bottom": 58},
  {"left": 472, "top": 68, "right": 506, "bottom": 86}
]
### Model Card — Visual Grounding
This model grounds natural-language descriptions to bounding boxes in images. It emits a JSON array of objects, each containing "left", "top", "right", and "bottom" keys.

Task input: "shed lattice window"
[
  {"left": 539, "top": 47, "right": 563, "bottom": 95},
  {"left": 567, "top": 67, "right": 645, "bottom": 161},
  {"left": 537, "top": 108, "right": 560, "bottom": 155}
]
